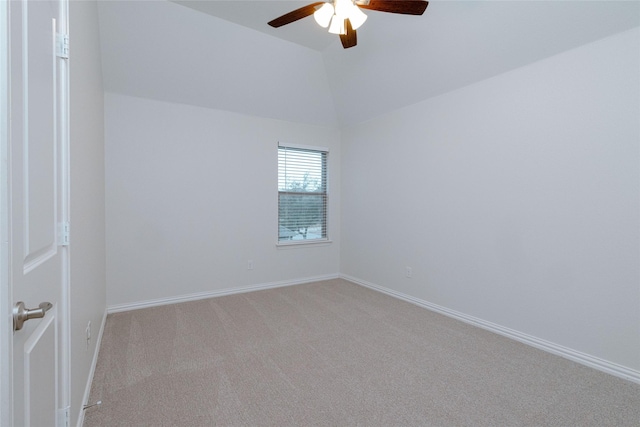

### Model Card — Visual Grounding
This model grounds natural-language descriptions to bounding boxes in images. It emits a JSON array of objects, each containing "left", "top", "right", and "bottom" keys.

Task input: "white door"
[{"left": 2, "top": 0, "right": 69, "bottom": 425}]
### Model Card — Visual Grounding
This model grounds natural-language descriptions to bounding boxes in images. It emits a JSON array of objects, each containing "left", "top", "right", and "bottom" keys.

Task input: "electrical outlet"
[
  {"left": 248, "top": 260, "right": 254, "bottom": 270},
  {"left": 405, "top": 267, "right": 413, "bottom": 278}
]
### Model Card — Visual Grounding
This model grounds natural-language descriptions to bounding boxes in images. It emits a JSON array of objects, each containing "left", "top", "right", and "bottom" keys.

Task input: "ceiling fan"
[{"left": 268, "top": 0, "right": 429, "bottom": 49}]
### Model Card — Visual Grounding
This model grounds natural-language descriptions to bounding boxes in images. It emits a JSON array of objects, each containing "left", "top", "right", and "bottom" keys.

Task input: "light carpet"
[{"left": 84, "top": 279, "right": 640, "bottom": 426}]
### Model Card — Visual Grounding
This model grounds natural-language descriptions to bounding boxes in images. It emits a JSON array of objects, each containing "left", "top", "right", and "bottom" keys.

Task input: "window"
[{"left": 278, "top": 144, "right": 328, "bottom": 243}]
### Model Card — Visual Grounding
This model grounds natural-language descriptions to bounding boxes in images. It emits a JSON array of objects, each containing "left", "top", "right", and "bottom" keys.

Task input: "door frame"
[
  {"left": 0, "top": 0, "right": 71, "bottom": 424},
  {"left": 1, "top": 0, "right": 11, "bottom": 425}
]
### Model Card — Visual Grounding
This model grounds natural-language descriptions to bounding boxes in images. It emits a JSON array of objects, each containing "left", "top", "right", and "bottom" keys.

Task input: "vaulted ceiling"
[{"left": 97, "top": 1, "right": 640, "bottom": 127}]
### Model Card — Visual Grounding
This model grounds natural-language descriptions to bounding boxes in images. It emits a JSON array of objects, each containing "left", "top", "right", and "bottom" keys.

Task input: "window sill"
[{"left": 276, "top": 239, "right": 333, "bottom": 249}]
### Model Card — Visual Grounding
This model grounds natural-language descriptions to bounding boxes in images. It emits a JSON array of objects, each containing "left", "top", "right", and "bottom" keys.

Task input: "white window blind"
[{"left": 278, "top": 145, "right": 328, "bottom": 242}]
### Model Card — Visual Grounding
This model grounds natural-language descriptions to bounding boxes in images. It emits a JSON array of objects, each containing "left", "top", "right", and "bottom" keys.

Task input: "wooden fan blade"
[
  {"left": 268, "top": 2, "right": 325, "bottom": 28},
  {"left": 358, "top": 0, "right": 428, "bottom": 15},
  {"left": 339, "top": 19, "right": 357, "bottom": 49}
]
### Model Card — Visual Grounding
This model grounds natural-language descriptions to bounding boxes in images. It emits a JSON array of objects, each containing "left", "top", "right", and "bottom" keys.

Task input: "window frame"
[{"left": 277, "top": 142, "right": 330, "bottom": 247}]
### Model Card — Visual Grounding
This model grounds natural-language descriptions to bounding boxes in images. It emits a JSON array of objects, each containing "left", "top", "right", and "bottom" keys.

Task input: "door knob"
[{"left": 13, "top": 301, "right": 53, "bottom": 331}]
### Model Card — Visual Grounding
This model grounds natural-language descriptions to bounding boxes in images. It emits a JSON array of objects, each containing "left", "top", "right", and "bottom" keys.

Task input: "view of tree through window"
[{"left": 278, "top": 146, "right": 327, "bottom": 242}]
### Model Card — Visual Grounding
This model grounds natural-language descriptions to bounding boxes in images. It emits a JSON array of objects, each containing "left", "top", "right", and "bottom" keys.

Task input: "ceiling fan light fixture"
[
  {"left": 313, "top": 3, "right": 334, "bottom": 28},
  {"left": 328, "top": 14, "right": 345, "bottom": 35},
  {"left": 347, "top": 5, "right": 367, "bottom": 30}
]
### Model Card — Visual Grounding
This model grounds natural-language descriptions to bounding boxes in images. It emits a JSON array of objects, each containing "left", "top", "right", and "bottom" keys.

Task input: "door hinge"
[
  {"left": 57, "top": 406, "right": 70, "bottom": 427},
  {"left": 56, "top": 33, "right": 69, "bottom": 59},
  {"left": 59, "top": 222, "right": 70, "bottom": 246}
]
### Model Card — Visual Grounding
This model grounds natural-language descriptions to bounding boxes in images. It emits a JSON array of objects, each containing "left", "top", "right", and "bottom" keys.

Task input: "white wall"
[
  {"left": 69, "top": 1, "right": 106, "bottom": 425},
  {"left": 341, "top": 28, "right": 640, "bottom": 372},
  {"left": 105, "top": 93, "right": 340, "bottom": 307},
  {"left": 97, "top": 0, "right": 337, "bottom": 127}
]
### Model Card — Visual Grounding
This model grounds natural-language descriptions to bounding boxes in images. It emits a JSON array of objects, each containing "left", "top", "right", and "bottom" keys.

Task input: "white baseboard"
[
  {"left": 107, "top": 273, "right": 341, "bottom": 314},
  {"left": 341, "top": 274, "right": 640, "bottom": 385},
  {"left": 77, "top": 308, "right": 108, "bottom": 427}
]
